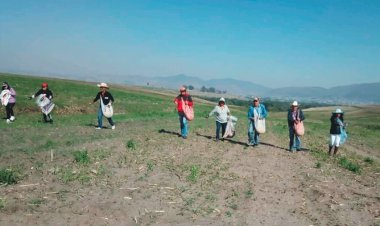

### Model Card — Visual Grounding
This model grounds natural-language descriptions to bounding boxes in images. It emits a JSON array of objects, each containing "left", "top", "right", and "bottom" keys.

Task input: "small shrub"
[
  {"left": 364, "top": 157, "right": 375, "bottom": 164},
  {"left": 73, "top": 150, "right": 90, "bottom": 164},
  {"left": 187, "top": 165, "right": 200, "bottom": 183},
  {"left": 0, "top": 198, "right": 5, "bottom": 209},
  {"left": 315, "top": 162, "right": 322, "bottom": 168},
  {"left": 147, "top": 160, "right": 155, "bottom": 172},
  {"left": 245, "top": 188, "right": 254, "bottom": 199},
  {"left": 0, "top": 168, "right": 18, "bottom": 185},
  {"left": 126, "top": 139, "right": 137, "bottom": 151},
  {"left": 338, "top": 157, "right": 361, "bottom": 174}
]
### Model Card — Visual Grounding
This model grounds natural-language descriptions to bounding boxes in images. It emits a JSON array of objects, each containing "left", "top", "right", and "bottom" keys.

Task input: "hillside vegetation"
[{"left": 0, "top": 73, "right": 379, "bottom": 226}]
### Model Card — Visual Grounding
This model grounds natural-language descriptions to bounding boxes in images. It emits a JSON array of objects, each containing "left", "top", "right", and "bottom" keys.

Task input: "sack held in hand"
[
  {"left": 181, "top": 97, "right": 194, "bottom": 121},
  {"left": 294, "top": 110, "right": 304, "bottom": 136},
  {"left": 255, "top": 118, "right": 266, "bottom": 134}
]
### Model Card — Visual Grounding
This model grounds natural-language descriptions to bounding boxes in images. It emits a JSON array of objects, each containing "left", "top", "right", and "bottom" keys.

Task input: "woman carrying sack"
[
  {"left": 329, "top": 108, "right": 347, "bottom": 156},
  {"left": 91, "top": 83, "right": 115, "bottom": 130},
  {"left": 247, "top": 97, "right": 267, "bottom": 146},
  {"left": 207, "top": 97, "right": 230, "bottom": 141},
  {"left": 174, "top": 86, "right": 193, "bottom": 139},
  {"left": 2, "top": 82, "right": 16, "bottom": 124},
  {"left": 287, "top": 101, "right": 305, "bottom": 152}
]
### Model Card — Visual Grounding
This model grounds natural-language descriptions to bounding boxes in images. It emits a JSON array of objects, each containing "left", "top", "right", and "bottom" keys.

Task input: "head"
[
  {"left": 253, "top": 97, "right": 260, "bottom": 107},
  {"left": 2, "top": 82, "right": 9, "bottom": 90},
  {"left": 41, "top": 82, "right": 48, "bottom": 90},
  {"left": 333, "top": 108, "right": 344, "bottom": 117},
  {"left": 219, "top": 97, "right": 225, "bottom": 106},
  {"left": 291, "top": 101, "right": 299, "bottom": 111},
  {"left": 179, "top": 86, "right": 186, "bottom": 95}
]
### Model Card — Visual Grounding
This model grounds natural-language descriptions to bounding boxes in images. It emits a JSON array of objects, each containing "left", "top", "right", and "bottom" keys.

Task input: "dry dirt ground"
[{"left": 0, "top": 120, "right": 379, "bottom": 226}]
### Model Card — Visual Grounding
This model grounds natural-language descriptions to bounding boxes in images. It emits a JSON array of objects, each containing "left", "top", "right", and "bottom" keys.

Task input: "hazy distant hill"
[{"left": 124, "top": 74, "right": 380, "bottom": 104}]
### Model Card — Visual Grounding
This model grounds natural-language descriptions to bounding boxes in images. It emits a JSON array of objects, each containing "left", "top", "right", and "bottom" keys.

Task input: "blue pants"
[
  {"left": 248, "top": 121, "right": 260, "bottom": 145},
  {"left": 289, "top": 127, "right": 301, "bottom": 150},
  {"left": 98, "top": 107, "right": 114, "bottom": 128},
  {"left": 178, "top": 112, "right": 188, "bottom": 137},
  {"left": 216, "top": 121, "right": 227, "bottom": 140}
]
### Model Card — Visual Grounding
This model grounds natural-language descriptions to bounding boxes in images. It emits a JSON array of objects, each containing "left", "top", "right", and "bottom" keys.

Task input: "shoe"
[
  {"left": 95, "top": 127, "right": 102, "bottom": 130},
  {"left": 182, "top": 136, "right": 187, "bottom": 139},
  {"left": 6, "top": 119, "right": 11, "bottom": 124},
  {"left": 10, "top": 116, "right": 15, "bottom": 121},
  {"left": 111, "top": 125, "right": 115, "bottom": 130}
]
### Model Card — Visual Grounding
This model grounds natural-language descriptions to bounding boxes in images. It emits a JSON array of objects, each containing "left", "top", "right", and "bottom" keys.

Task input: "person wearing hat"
[
  {"left": 287, "top": 101, "right": 305, "bottom": 152},
  {"left": 91, "top": 83, "right": 115, "bottom": 129},
  {"left": 329, "top": 108, "right": 346, "bottom": 156},
  {"left": 247, "top": 97, "right": 268, "bottom": 146},
  {"left": 207, "top": 97, "right": 231, "bottom": 141},
  {"left": 31, "top": 82, "right": 54, "bottom": 123},
  {"left": 174, "top": 86, "right": 193, "bottom": 139},
  {"left": 2, "top": 82, "right": 17, "bottom": 123}
]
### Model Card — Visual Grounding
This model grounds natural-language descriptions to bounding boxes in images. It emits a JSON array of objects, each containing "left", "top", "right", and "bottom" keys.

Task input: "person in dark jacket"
[
  {"left": 287, "top": 101, "right": 305, "bottom": 152},
  {"left": 92, "top": 83, "right": 115, "bottom": 129},
  {"left": 2, "top": 82, "right": 17, "bottom": 123},
  {"left": 173, "top": 86, "right": 193, "bottom": 139},
  {"left": 329, "top": 108, "right": 345, "bottom": 156},
  {"left": 31, "top": 82, "right": 54, "bottom": 123}
]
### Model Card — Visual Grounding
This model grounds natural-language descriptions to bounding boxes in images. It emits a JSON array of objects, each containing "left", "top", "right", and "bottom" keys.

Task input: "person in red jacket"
[{"left": 174, "top": 86, "right": 193, "bottom": 139}]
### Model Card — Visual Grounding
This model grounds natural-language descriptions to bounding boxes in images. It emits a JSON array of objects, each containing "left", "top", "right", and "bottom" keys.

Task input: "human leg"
[
  {"left": 97, "top": 107, "right": 103, "bottom": 128},
  {"left": 289, "top": 127, "right": 295, "bottom": 151},
  {"left": 221, "top": 122, "right": 227, "bottom": 139},
  {"left": 248, "top": 121, "right": 255, "bottom": 145},
  {"left": 215, "top": 121, "right": 221, "bottom": 140}
]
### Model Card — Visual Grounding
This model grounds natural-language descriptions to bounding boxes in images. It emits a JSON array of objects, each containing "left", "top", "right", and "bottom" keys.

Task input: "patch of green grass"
[
  {"left": 187, "top": 165, "right": 200, "bottom": 183},
  {"left": 147, "top": 160, "right": 155, "bottom": 172},
  {"left": 226, "top": 211, "right": 232, "bottom": 217},
  {"left": 244, "top": 188, "right": 254, "bottom": 199},
  {"left": 59, "top": 168, "right": 77, "bottom": 183},
  {"left": 338, "top": 157, "right": 361, "bottom": 174},
  {"left": 315, "top": 162, "right": 322, "bottom": 168},
  {"left": 0, "top": 168, "right": 19, "bottom": 184},
  {"left": 93, "top": 149, "right": 111, "bottom": 161},
  {"left": 126, "top": 139, "right": 137, "bottom": 151},
  {"left": 73, "top": 150, "right": 90, "bottom": 164},
  {"left": 0, "top": 197, "right": 5, "bottom": 209},
  {"left": 364, "top": 157, "right": 375, "bottom": 164},
  {"left": 29, "top": 198, "right": 45, "bottom": 206}
]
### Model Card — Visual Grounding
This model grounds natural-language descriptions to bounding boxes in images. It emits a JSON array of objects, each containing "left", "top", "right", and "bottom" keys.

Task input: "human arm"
[{"left": 260, "top": 105, "right": 268, "bottom": 119}]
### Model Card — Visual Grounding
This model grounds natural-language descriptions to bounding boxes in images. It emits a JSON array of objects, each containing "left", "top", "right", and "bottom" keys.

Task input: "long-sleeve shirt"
[
  {"left": 247, "top": 104, "right": 267, "bottom": 121},
  {"left": 35, "top": 89, "right": 53, "bottom": 100},
  {"left": 93, "top": 91, "right": 114, "bottom": 105},
  {"left": 7, "top": 88, "right": 16, "bottom": 103},
  {"left": 209, "top": 105, "right": 230, "bottom": 123},
  {"left": 174, "top": 93, "right": 193, "bottom": 112},
  {"left": 287, "top": 109, "right": 305, "bottom": 127}
]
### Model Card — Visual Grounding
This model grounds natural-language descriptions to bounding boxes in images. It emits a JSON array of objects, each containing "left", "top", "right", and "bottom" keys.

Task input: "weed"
[
  {"left": 59, "top": 168, "right": 77, "bottom": 183},
  {"left": 315, "top": 162, "right": 322, "bottom": 168},
  {"left": 147, "top": 160, "right": 155, "bottom": 172},
  {"left": 206, "top": 194, "right": 217, "bottom": 202},
  {"left": 73, "top": 150, "right": 90, "bottom": 164},
  {"left": 187, "top": 165, "right": 200, "bottom": 183},
  {"left": 228, "top": 203, "right": 238, "bottom": 210},
  {"left": 184, "top": 197, "right": 195, "bottom": 206},
  {"left": 364, "top": 157, "right": 375, "bottom": 164},
  {"left": 0, "top": 168, "right": 18, "bottom": 184},
  {"left": 244, "top": 188, "right": 254, "bottom": 199},
  {"left": 0, "top": 198, "right": 5, "bottom": 209},
  {"left": 226, "top": 211, "right": 232, "bottom": 217},
  {"left": 29, "top": 198, "right": 45, "bottom": 206},
  {"left": 43, "top": 140, "right": 56, "bottom": 150},
  {"left": 338, "top": 157, "right": 361, "bottom": 174},
  {"left": 93, "top": 149, "right": 111, "bottom": 161},
  {"left": 126, "top": 139, "right": 137, "bottom": 151}
]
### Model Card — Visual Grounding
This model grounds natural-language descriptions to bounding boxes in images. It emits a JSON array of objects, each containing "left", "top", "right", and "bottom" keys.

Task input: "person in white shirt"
[{"left": 208, "top": 97, "right": 231, "bottom": 141}]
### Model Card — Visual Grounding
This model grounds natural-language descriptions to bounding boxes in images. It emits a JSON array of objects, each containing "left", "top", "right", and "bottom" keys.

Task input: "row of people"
[
  {"left": 173, "top": 86, "right": 346, "bottom": 155},
  {"left": 2, "top": 82, "right": 346, "bottom": 155}
]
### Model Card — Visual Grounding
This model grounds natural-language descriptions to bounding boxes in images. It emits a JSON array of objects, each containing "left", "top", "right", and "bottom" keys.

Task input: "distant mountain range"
[{"left": 124, "top": 74, "right": 380, "bottom": 104}]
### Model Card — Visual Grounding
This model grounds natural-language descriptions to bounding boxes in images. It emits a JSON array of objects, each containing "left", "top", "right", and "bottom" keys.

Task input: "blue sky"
[{"left": 0, "top": 0, "right": 379, "bottom": 88}]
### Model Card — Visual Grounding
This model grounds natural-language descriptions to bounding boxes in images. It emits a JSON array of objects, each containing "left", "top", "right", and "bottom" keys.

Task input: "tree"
[
  {"left": 208, "top": 87, "right": 216, "bottom": 93},
  {"left": 201, "top": 86, "right": 207, "bottom": 92},
  {"left": 188, "top": 85, "right": 194, "bottom": 90}
]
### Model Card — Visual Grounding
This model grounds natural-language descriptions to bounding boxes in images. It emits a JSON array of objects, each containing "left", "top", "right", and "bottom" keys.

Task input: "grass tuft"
[
  {"left": 364, "top": 157, "right": 375, "bottom": 164},
  {"left": 338, "top": 157, "right": 361, "bottom": 174},
  {"left": 0, "top": 168, "right": 19, "bottom": 185},
  {"left": 73, "top": 150, "right": 90, "bottom": 164},
  {"left": 187, "top": 165, "right": 200, "bottom": 183},
  {"left": 126, "top": 139, "right": 137, "bottom": 151}
]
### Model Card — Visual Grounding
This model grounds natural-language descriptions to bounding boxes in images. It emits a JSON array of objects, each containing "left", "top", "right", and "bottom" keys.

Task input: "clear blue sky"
[{"left": 0, "top": 0, "right": 379, "bottom": 88}]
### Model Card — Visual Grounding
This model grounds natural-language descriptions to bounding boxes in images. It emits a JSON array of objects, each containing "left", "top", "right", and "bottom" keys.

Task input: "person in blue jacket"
[
  {"left": 247, "top": 97, "right": 268, "bottom": 146},
  {"left": 287, "top": 101, "right": 305, "bottom": 152}
]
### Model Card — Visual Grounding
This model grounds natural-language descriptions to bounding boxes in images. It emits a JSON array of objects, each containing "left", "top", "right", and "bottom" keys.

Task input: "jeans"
[
  {"left": 178, "top": 112, "right": 188, "bottom": 137},
  {"left": 289, "top": 126, "right": 301, "bottom": 150},
  {"left": 98, "top": 106, "right": 114, "bottom": 128},
  {"left": 248, "top": 121, "right": 260, "bottom": 144},
  {"left": 216, "top": 121, "right": 227, "bottom": 140},
  {"left": 5, "top": 103, "right": 15, "bottom": 119}
]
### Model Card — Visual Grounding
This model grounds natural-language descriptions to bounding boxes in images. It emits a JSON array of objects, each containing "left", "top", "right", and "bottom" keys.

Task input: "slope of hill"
[{"left": 0, "top": 73, "right": 379, "bottom": 226}]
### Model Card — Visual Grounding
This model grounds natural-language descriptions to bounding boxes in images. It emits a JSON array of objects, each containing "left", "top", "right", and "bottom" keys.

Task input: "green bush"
[
  {"left": 0, "top": 168, "right": 18, "bottom": 185},
  {"left": 338, "top": 157, "right": 361, "bottom": 174},
  {"left": 73, "top": 150, "right": 90, "bottom": 164}
]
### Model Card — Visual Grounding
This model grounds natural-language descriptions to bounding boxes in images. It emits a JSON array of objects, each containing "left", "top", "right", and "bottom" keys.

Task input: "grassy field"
[{"left": 0, "top": 73, "right": 379, "bottom": 226}]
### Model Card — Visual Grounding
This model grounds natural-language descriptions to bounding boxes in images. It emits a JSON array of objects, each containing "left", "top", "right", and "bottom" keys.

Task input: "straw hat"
[
  {"left": 291, "top": 101, "right": 299, "bottom": 106},
  {"left": 333, "top": 108, "right": 344, "bottom": 114},
  {"left": 97, "top": 82, "right": 109, "bottom": 88}
]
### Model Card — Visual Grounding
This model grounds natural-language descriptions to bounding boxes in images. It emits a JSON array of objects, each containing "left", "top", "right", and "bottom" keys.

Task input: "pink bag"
[
  {"left": 294, "top": 121, "right": 304, "bottom": 136},
  {"left": 181, "top": 98, "right": 194, "bottom": 121}
]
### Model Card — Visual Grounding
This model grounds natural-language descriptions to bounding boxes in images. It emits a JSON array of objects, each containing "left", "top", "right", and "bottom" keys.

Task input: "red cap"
[{"left": 42, "top": 82, "right": 48, "bottom": 88}]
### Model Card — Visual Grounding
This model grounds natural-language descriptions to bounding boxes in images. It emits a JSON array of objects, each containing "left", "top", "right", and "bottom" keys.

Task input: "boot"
[
  {"left": 328, "top": 146, "right": 333, "bottom": 156},
  {"left": 333, "top": 147, "right": 339, "bottom": 155}
]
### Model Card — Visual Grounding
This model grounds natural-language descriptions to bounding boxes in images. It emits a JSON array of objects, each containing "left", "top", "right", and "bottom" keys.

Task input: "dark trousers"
[
  {"left": 43, "top": 113, "right": 52, "bottom": 122},
  {"left": 6, "top": 103, "right": 15, "bottom": 119},
  {"left": 216, "top": 121, "right": 227, "bottom": 140}
]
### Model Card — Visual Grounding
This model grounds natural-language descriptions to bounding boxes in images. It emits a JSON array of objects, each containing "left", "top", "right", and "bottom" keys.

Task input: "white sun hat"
[
  {"left": 291, "top": 101, "right": 299, "bottom": 106},
  {"left": 219, "top": 97, "right": 225, "bottom": 102},
  {"left": 97, "top": 82, "right": 109, "bottom": 88},
  {"left": 333, "top": 108, "right": 344, "bottom": 114}
]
